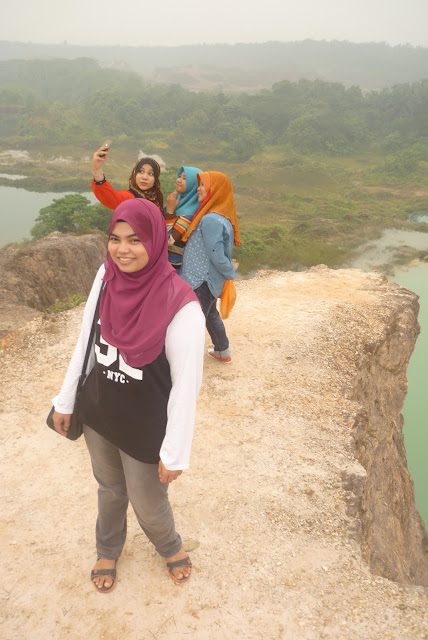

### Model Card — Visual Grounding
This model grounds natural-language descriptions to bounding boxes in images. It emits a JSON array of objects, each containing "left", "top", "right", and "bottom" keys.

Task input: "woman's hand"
[
  {"left": 92, "top": 145, "right": 110, "bottom": 178},
  {"left": 232, "top": 258, "right": 239, "bottom": 270},
  {"left": 52, "top": 411, "right": 71, "bottom": 438},
  {"left": 158, "top": 460, "right": 183, "bottom": 484},
  {"left": 165, "top": 191, "right": 181, "bottom": 215}
]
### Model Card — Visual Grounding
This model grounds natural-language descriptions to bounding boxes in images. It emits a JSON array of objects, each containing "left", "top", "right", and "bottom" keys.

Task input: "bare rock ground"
[{"left": 1, "top": 267, "right": 427, "bottom": 640}]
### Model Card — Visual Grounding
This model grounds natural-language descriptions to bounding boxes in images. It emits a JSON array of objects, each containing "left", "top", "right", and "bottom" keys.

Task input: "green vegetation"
[
  {"left": 43, "top": 293, "right": 87, "bottom": 315},
  {"left": 3, "top": 40, "right": 428, "bottom": 91},
  {"left": 1, "top": 58, "right": 428, "bottom": 273},
  {"left": 31, "top": 194, "right": 111, "bottom": 239},
  {"left": 3, "top": 58, "right": 428, "bottom": 163}
]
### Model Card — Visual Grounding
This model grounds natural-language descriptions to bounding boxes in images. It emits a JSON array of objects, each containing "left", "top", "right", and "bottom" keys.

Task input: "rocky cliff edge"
[{"left": 0, "top": 231, "right": 106, "bottom": 335}]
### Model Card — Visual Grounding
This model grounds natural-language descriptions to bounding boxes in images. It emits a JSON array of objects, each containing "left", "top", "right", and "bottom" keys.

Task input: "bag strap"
[{"left": 77, "top": 282, "right": 104, "bottom": 391}]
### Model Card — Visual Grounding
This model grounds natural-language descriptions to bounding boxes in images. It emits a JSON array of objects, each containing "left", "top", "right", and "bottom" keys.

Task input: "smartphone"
[{"left": 99, "top": 140, "right": 112, "bottom": 157}]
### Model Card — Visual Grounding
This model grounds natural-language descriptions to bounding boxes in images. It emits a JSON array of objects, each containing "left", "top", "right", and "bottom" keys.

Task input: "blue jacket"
[{"left": 181, "top": 212, "right": 236, "bottom": 297}]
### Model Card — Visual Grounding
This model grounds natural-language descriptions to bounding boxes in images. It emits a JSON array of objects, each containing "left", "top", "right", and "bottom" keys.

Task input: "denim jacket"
[{"left": 181, "top": 212, "right": 236, "bottom": 298}]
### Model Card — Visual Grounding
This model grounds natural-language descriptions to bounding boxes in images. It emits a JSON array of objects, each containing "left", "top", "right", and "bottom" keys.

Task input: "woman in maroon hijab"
[{"left": 51, "top": 199, "right": 205, "bottom": 591}]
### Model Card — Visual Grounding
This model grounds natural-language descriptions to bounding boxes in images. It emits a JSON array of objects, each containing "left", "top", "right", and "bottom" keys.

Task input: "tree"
[{"left": 31, "top": 194, "right": 110, "bottom": 239}]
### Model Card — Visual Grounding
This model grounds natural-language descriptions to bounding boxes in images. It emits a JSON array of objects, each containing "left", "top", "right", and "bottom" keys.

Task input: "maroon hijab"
[{"left": 100, "top": 199, "right": 198, "bottom": 367}]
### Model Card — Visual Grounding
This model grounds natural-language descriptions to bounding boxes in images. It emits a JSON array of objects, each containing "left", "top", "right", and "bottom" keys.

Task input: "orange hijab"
[{"left": 182, "top": 171, "right": 241, "bottom": 246}]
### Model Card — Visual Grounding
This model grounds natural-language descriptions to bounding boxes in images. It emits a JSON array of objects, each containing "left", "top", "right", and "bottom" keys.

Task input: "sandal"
[
  {"left": 91, "top": 559, "right": 117, "bottom": 593},
  {"left": 166, "top": 556, "right": 192, "bottom": 584}
]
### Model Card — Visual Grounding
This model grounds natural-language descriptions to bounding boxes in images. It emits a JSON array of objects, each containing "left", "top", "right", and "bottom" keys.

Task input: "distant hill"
[{"left": 1, "top": 39, "right": 428, "bottom": 91}]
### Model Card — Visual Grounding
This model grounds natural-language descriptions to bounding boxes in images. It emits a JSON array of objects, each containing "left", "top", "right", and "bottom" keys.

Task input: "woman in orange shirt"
[{"left": 92, "top": 142, "right": 163, "bottom": 212}]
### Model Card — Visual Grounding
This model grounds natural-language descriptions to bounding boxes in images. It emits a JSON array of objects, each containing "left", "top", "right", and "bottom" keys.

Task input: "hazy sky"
[{"left": 2, "top": 0, "right": 428, "bottom": 48}]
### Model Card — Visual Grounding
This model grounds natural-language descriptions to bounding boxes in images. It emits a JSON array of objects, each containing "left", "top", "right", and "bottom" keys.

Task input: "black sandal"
[
  {"left": 91, "top": 559, "right": 117, "bottom": 593},
  {"left": 166, "top": 556, "right": 192, "bottom": 584}
]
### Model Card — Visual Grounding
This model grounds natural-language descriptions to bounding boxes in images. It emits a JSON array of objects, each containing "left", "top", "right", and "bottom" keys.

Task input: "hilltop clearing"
[{"left": 1, "top": 268, "right": 427, "bottom": 639}]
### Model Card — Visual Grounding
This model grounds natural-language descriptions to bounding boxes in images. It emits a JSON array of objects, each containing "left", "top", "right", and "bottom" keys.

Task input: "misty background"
[{"left": 2, "top": 0, "right": 428, "bottom": 48}]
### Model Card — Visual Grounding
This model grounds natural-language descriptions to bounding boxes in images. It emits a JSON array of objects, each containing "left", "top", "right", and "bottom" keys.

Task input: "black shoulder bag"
[{"left": 46, "top": 284, "right": 103, "bottom": 440}]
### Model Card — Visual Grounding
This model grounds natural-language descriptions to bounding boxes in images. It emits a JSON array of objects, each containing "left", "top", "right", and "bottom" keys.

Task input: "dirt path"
[{"left": 1, "top": 268, "right": 427, "bottom": 640}]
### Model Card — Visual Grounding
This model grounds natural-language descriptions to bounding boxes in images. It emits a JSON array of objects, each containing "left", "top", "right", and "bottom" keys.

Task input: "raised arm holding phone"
[{"left": 91, "top": 140, "right": 164, "bottom": 212}]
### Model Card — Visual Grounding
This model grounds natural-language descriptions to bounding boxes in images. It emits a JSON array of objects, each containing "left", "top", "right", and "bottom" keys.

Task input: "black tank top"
[{"left": 79, "top": 318, "right": 172, "bottom": 463}]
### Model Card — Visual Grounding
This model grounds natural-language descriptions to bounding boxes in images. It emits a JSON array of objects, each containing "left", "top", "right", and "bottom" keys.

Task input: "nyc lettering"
[
  {"left": 95, "top": 331, "right": 143, "bottom": 382},
  {"left": 106, "top": 370, "right": 127, "bottom": 384}
]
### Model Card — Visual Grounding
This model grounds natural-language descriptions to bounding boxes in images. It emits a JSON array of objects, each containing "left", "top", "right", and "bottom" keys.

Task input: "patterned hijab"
[
  {"left": 100, "top": 199, "right": 197, "bottom": 367},
  {"left": 174, "top": 166, "right": 202, "bottom": 221},
  {"left": 129, "top": 157, "right": 164, "bottom": 211},
  {"left": 183, "top": 171, "right": 241, "bottom": 246}
]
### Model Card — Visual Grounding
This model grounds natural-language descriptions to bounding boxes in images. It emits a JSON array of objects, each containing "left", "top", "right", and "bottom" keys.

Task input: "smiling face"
[
  {"left": 108, "top": 221, "right": 149, "bottom": 272},
  {"left": 197, "top": 180, "right": 208, "bottom": 202},
  {"left": 135, "top": 163, "right": 155, "bottom": 191},
  {"left": 176, "top": 170, "right": 187, "bottom": 194}
]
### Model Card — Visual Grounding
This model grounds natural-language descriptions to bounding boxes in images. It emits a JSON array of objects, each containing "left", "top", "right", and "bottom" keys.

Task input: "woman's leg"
[
  {"left": 194, "top": 282, "right": 230, "bottom": 356},
  {"left": 120, "top": 452, "right": 191, "bottom": 581},
  {"left": 84, "top": 425, "right": 129, "bottom": 560},
  {"left": 119, "top": 452, "right": 182, "bottom": 559}
]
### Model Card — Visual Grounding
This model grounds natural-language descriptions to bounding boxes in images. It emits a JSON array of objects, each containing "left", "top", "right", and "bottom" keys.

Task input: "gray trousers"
[{"left": 83, "top": 425, "right": 182, "bottom": 560}]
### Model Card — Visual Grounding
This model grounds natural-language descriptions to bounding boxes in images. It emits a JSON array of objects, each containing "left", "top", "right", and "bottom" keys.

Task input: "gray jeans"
[{"left": 83, "top": 425, "right": 182, "bottom": 560}]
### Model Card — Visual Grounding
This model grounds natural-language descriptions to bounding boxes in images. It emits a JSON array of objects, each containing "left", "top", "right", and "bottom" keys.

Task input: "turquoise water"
[
  {"left": 0, "top": 185, "right": 96, "bottom": 248},
  {"left": 394, "top": 264, "right": 428, "bottom": 527},
  {"left": 346, "top": 228, "right": 428, "bottom": 273},
  {"left": 408, "top": 211, "right": 428, "bottom": 224},
  {"left": 347, "top": 224, "right": 428, "bottom": 528}
]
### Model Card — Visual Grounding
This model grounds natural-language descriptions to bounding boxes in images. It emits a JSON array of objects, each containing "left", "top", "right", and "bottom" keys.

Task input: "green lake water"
[
  {"left": 394, "top": 264, "right": 428, "bottom": 527},
  {"left": 0, "top": 185, "right": 96, "bottom": 248},
  {"left": 347, "top": 226, "right": 428, "bottom": 529}
]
